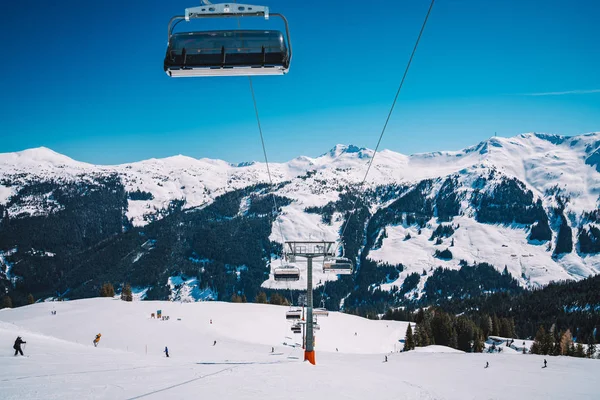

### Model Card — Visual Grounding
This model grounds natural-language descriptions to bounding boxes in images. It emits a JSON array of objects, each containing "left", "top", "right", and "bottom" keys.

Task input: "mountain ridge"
[{"left": 0, "top": 131, "right": 599, "bottom": 306}]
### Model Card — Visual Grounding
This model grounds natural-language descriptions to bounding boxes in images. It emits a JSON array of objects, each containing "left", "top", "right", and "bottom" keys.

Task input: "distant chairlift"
[
  {"left": 286, "top": 308, "right": 302, "bottom": 320},
  {"left": 273, "top": 264, "right": 300, "bottom": 281},
  {"left": 323, "top": 257, "right": 353, "bottom": 275},
  {"left": 291, "top": 323, "right": 302, "bottom": 334},
  {"left": 313, "top": 307, "right": 329, "bottom": 317}
]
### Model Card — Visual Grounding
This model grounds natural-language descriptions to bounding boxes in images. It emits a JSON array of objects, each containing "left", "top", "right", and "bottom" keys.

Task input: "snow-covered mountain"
[{"left": 0, "top": 132, "right": 599, "bottom": 302}]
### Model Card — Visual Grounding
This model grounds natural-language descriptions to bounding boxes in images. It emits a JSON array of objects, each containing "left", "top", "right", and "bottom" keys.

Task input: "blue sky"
[{"left": 1, "top": 0, "right": 599, "bottom": 164}]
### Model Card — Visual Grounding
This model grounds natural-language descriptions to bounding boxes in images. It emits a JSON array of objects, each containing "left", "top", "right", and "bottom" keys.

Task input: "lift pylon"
[{"left": 283, "top": 241, "right": 336, "bottom": 365}]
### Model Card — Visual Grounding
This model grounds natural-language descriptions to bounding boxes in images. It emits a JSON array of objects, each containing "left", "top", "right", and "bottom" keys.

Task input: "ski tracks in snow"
[{"left": 124, "top": 366, "right": 237, "bottom": 399}]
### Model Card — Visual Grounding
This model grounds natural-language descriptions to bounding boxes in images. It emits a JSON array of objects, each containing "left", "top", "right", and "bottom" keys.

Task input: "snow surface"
[{"left": 1, "top": 299, "right": 599, "bottom": 399}]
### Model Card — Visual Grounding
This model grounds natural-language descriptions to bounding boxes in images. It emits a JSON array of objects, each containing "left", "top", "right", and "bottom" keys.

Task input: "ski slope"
[{"left": 1, "top": 299, "right": 599, "bottom": 399}]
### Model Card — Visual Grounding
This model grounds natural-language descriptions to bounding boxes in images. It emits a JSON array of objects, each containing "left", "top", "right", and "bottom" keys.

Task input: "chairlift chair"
[
  {"left": 286, "top": 308, "right": 302, "bottom": 320},
  {"left": 313, "top": 307, "right": 329, "bottom": 317},
  {"left": 164, "top": 2, "right": 292, "bottom": 77},
  {"left": 291, "top": 323, "right": 302, "bottom": 334},
  {"left": 273, "top": 264, "right": 300, "bottom": 281},
  {"left": 323, "top": 257, "right": 353, "bottom": 275}
]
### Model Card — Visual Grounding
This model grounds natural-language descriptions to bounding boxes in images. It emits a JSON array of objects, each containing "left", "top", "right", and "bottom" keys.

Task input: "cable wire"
[
  {"left": 233, "top": 1, "right": 287, "bottom": 263},
  {"left": 339, "top": 0, "right": 436, "bottom": 244}
]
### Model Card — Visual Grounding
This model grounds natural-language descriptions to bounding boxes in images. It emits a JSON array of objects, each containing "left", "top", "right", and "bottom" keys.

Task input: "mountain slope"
[{"left": 0, "top": 132, "right": 599, "bottom": 305}]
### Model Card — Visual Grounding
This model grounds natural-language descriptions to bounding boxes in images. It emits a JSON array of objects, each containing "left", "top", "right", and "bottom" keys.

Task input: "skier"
[
  {"left": 93, "top": 333, "right": 102, "bottom": 347},
  {"left": 271, "top": 347, "right": 274, "bottom": 353},
  {"left": 213, "top": 340, "right": 217, "bottom": 346},
  {"left": 384, "top": 355, "right": 388, "bottom": 362},
  {"left": 13, "top": 336, "right": 26, "bottom": 356},
  {"left": 485, "top": 362, "right": 489, "bottom": 369},
  {"left": 164, "top": 346, "right": 169, "bottom": 357},
  {"left": 543, "top": 359, "right": 547, "bottom": 368}
]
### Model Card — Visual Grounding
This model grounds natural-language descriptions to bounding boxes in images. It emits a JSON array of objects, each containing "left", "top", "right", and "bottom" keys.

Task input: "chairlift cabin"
[
  {"left": 273, "top": 265, "right": 300, "bottom": 281},
  {"left": 286, "top": 308, "right": 302, "bottom": 320},
  {"left": 165, "top": 3, "right": 292, "bottom": 77},
  {"left": 323, "top": 257, "right": 354, "bottom": 275}
]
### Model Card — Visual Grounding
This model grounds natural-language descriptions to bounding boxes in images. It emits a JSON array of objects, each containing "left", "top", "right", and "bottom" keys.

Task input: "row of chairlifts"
[
  {"left": 291, "top": 319, "right": 320, "bottom": 334},
  {"left": 273, "top": 255, "right": 353, "bottom": 281},
  {"left": 285, "top": 306, "right": 329, "bottom": 320},
  {"left": 164, "top": 2, "right": 292, "bottom": 77}
]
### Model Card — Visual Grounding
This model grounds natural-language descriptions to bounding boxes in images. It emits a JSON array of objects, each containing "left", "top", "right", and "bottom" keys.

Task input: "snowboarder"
[
  {"left": 485, "top": 362, "right": 489, "bottom": 368},
  {"left": 543, "top": 359, "right": 547, "bottom": 368},
  {"left": 164, "top": 346, "right": 169, "bottom": 357},
  {"left": 213, "top": 340, "right": 217, "bottom": 346},
  {"left": 93, "top": 333, "right": 101, "bottom": 347},
  {"left": 13, "top": 337, "right": 26, "bottom": 356}
]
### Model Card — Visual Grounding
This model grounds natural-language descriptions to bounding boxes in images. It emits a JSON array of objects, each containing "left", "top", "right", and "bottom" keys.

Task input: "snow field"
[{"left": 1, "top": 299, "right": 599, "bottom": 399}]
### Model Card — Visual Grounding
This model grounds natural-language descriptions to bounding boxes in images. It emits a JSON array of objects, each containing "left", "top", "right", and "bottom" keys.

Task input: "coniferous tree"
[
  {"left": 255, "top": 291, "right": 267, "bottom": 304},
  {"left": 574, "top": 343, "right": 585, "bottom": 358},
  {"left": 121, "top": 283, "right": 133, "bottom": 302},
  {"left": 586, "top": 339, "right": 596, "bottom": 359},
  {"left": 492, "top": 315, "right": 500, "bottom": 336},
  {"left": 473, "top": 329, "right": 485, "bottom": 353},
  {"left": 404, "top": 323, "right": 415, "bottom": 351},
  {"left": 100, "top": 283, "right": 115, "bottom": 297},
  {"left": 1, "top": 295, "right": 12, "bottom": 309},
  {"left": 531, "top": 326, "right": 546, "bottom": 355},
  {"left": 231, "top": 294, "right": 242, "bottom": 303},
  {"left": 241, "top": 294, "right": 247, "bottom": 303},
  {"left": 414, "top": 322, "right": 431, "bottom": 347},
  {"left": 27, "top": 293, "right": 35, "bottom": 305},
  {"left": 568, "top": 342, "right": 576, "bottom": 357},
  {"left": 543, "top": 328, "right": 554, "bottom": 355}
]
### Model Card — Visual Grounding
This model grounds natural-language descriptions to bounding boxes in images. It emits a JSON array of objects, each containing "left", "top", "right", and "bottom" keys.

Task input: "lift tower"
[{"left": 284, "top": 241, "right": 336, "bottom": 365}]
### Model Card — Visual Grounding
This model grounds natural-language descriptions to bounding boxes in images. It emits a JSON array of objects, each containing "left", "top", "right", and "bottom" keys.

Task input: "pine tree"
[
  {"left": 255, "top": 291, "right": 267, "bottom": 304},
  {"left": 492, "top": 315, "right": 500, "bottom": 336},
  {"left": 449, "top": 327, "right": 458, "bottom": 349},
  {"left": 531, "top": 326, "right": 546, "bottom": 355},
  {"left": 586, "top": 339, "right": 596, "bottom": 358},
  {"left": 1, "top": 295, "right": 12, "bottom": 309},
  {"left": 405, "top": 323, "right": 415, "bottom": 351},
  {"left": 27, "top": 293, "right": 35, "bottom": 305},
  {"left": 100, "top": 283, "right": 115, "bottom": 297},
  {"left": 414, "top": 323, "right": 431, "bottom": 347},
  {"left": 480, "top": 315, "right": 493, "bottom": 338},
  {"left": 241, "top": 294, "right": 247, "bottom": 303},
  {"left": 543, "top": 328, "right": 554, "bottom": 355},
  {"left": 121, "top": 283, "right": 133, "bottom": 302},
  {"left": 231, "top": 294, "right": 242, "bottom": 303},
  {"left": 574, "top": 343, "right": 585, "bottom": 358},
  {"left": 473, "top": 329, "right": 485, "bottom": 353}
]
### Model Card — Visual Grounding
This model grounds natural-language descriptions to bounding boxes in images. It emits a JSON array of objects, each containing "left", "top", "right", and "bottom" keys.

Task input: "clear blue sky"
[{"left": 1, "top": 0, "right": 599, "bottom": 164}]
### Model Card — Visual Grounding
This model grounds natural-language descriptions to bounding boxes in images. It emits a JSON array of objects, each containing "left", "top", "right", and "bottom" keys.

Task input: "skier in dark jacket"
[
  {"left": 13, "top": 337, "right": 26, "bottom": 356},
  {"left": 164, "top": 346, "right": 169, "bottom": 357}
]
